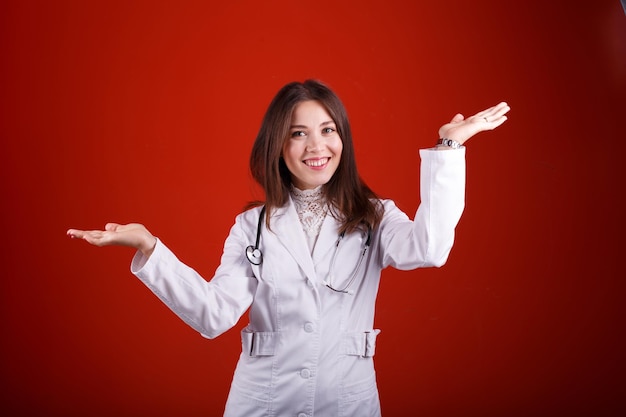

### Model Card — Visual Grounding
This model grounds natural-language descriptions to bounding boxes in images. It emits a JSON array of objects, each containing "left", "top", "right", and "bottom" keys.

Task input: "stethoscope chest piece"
[{"left": 246, "top": 245, "right": 263, "bottom": 265}]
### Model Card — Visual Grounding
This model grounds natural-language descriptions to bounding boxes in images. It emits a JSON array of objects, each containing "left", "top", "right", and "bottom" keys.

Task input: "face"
[{"left": 282, "top": 100, "right": 343, "bottom": 190}]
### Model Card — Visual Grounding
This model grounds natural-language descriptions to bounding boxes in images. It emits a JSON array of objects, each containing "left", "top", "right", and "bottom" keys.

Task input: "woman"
[{"left": 67, "top": 80, "right": 509, "bottom": 416}]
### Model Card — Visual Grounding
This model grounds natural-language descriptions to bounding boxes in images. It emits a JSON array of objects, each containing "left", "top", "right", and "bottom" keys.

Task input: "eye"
[
  {"left": 322, "top": 127, "right": 336, "bottom": 134},
  {"left": 290, "top": 130, "right": 306, "bottom": 138}
]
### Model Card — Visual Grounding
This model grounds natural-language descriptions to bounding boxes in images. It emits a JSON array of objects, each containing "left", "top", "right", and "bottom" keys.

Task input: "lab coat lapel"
[{"left": 271, "top": 199, "right": 317, "bottom": 280}]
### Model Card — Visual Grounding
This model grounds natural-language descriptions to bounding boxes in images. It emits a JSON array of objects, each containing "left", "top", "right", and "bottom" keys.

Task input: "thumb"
[
  {"left": 450, "top": 113, "right": 464, "bottom": 123},
  {"left": 105, "top": 223, "right": 121, "bottom": 231}
]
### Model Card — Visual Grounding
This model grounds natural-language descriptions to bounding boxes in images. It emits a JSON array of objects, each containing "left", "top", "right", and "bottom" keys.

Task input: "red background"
[{"left": 1, "top": 1, "right": 625, "bottom": 416}]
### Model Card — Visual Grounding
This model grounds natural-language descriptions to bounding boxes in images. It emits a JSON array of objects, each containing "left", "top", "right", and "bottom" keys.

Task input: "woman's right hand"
[{"left": 67, "top": 223, "right": 157, "bottom": 257}]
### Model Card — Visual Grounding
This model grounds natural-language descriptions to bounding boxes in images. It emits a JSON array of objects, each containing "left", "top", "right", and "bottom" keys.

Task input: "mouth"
[{"left": 303, "top": 157, "right": 330, "bottom": 167}]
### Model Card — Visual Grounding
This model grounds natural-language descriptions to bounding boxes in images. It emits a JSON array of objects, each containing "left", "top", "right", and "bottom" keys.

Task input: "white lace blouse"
[{"left": 290, "top": 185, "right": 328, "bottom": 253}]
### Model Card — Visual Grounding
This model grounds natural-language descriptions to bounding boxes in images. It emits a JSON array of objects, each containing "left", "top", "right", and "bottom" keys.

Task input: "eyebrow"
[{"left": 289, "top": 121, "right": 335, "bottom": 129}]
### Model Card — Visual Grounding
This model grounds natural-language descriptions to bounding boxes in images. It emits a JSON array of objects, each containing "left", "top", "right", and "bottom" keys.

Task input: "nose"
[{"left": 305, "top": 131, "right": 324, "bottom": 152}]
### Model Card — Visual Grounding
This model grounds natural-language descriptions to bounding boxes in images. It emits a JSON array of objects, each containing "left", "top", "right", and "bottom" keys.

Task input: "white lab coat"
[{"left": 131, "top": 148, "right": 466, "bottom": 416}]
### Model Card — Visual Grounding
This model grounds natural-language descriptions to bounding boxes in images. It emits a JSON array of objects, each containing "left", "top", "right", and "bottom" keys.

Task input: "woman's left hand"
[{"left": 438, "top": 101, "right": 510, "bottom": 146}]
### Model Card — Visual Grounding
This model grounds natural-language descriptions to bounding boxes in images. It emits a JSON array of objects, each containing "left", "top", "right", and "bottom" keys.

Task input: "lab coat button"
[
  {"left": 298, "top": 414, "right": 308, "bottom": 417},
  {"left": 306, "top": 278, "right": 314, "bottom": 287},
  {"left": 300, "top": 368, "right": 311, "bottom": 379},
  {"left": 304, "top": 322, "right": 314, "bottom": 333}
]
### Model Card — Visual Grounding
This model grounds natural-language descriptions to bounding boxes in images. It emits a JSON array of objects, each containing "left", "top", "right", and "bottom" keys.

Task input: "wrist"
[{"left": 140, "top": 235, "right": 157, "bottom": 257}]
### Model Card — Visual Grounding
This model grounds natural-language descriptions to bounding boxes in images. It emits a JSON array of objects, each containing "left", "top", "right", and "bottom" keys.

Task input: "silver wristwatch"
[{"left": 436, "top": 138, "right": 462, "bottom": 149}]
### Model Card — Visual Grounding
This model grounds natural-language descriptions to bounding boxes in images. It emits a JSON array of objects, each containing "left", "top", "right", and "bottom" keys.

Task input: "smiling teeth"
[{"left": 305, "top": 158, "right": 328, "bottom": 167}]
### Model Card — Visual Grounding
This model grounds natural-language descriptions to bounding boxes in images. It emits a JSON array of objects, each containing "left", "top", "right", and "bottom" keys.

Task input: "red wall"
[{"left": 1, "top": 1, "right": 625, "bottom": 416}]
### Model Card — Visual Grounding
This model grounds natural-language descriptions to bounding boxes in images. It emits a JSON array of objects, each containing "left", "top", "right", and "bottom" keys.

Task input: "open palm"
[
  {"left": 67, "top": 223, "right": 156, "bottom": 256},
  {"left": 439, "top": 101, "right": 510, "bottom": 145}
]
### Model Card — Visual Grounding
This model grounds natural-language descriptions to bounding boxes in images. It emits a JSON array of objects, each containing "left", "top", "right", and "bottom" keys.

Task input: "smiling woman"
[
  {"left": 66, "top": 78, "right": 509, "bottom": 416},
  {"left": 283, "top": 100, "right": 343, "bottom": 191}
]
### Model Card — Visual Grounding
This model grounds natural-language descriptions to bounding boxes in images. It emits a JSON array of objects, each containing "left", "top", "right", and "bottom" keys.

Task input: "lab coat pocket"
[
  {"left": 228, "top": 375, "right": 272, "bottom": 410},
  {"left": 339, "top": 372, "right": 381, "bottom": 416},
  {"left": 225, "top": 330, "right": 278, "bottom": 412}
]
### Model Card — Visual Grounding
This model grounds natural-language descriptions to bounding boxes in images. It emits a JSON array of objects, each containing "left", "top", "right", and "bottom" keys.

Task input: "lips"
[{"left": 304, "top": 157, "right": 329, "bottom": 167}]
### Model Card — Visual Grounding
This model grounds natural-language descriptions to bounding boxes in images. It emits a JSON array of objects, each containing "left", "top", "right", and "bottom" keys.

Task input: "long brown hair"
[{"left": 249, "top": 80, "right": 383, "bottom": 234}]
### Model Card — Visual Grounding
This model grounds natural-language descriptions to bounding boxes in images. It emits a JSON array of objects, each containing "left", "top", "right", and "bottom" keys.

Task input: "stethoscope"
[
  {"left": 245, "top": 206, "right": 266, "bottom": 266},
  {"left": 245, "top": 206, "right": 372, "bottom": 294}
]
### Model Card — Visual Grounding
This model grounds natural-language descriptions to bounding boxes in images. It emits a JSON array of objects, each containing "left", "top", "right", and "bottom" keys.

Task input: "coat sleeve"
[
  {"left": 130, "top": 215, "right": 257, "bottom": 339},
  {"left": 379, "top": 147, "right": 466, "bottom": 270}
]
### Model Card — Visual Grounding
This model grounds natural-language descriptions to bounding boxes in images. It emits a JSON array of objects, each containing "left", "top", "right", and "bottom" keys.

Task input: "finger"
[
  {"left": 477, "top": 115, "right": 508, "bottom": 132},
  {"left": 67, "top": 228, "right": 108, "bottom": 245},
  {"left": 67, "top": 229, "right": 83, "bottom": 239},
  {"left": 476, "top": 103, "right": 510, "bottom": 123},
  {"left": 484, "top": 102, "right": 509, "bottom": 115},
  {"left": 487, "top": 115, "right": 508, "bottom": 129},
  {"left": 491, "top": 102, "right": 510, "bottom": 119},
  {"left": 475, "top": 102, "right": 507, "bottom": 115},
  {"left": 67, "top": 229, "right": 102, "bottom": 239},
  {"left": 81, "top": 230, "right": 111, "bottom": 246}
]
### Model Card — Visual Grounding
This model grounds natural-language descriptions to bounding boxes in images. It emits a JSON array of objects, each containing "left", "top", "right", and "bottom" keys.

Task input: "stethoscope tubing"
[{"left": 245, "top": 205, "right": 371, "bottom": 293}]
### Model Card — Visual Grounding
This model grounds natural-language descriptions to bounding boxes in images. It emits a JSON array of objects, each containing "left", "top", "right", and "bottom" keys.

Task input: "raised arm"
[{"left": 378, "top": 101, "right": 511, "bottom": 269}]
